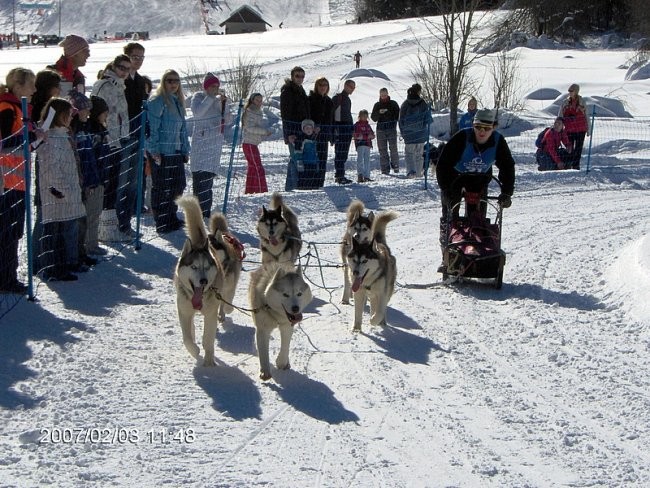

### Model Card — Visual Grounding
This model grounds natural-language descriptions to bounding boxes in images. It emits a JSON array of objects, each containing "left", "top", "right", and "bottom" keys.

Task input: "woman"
[
  {"left": 0, "top": 68, "right": 42, "bottom": 293},
  {"left": 241, "top": 93, "right": 271, "bottom": 194},
  {"left": 458, "top": 97, "right": 477, "bottom": 130},
  {"left": 146, "top": 69, "right": 190, "bottom": 233},
  {"left": 559, "top": 83, "right": 589, "bottom": 170},
  {"left": 91, "top": 54, "right": 133, "bottom": 241},
  {"left": 190, "top": 72, "right": 230, "bottom": 218},
  {"left": 308, "top": 76, "right": 333, "bottom": 188}
]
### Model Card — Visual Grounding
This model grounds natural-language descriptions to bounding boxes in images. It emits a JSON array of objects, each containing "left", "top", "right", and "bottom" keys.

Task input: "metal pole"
[
  {"left": 12, "top": 0, "right": 17, "bottom": 49},
  {"left": 21, "top": 97, "right": 34, "bottom": 299},
  {"left": 585, "top": 105, "right": 595, "bottom": 174},
  {"left": 221, "top": 99, "right": 244, "bottom": 215},
  {"left": 58, "top": 0, "right": 62, "bottom": 39}
]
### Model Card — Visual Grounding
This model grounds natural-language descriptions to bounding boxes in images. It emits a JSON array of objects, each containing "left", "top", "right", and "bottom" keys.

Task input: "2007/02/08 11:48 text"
[{"left": 38, "top": 427, "right": 196, "bottom": 444}]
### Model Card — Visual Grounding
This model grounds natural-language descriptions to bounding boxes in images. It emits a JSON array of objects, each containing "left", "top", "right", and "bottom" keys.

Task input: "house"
[{"left": 219, "top": 5, "right": 271, "bottom": 35}]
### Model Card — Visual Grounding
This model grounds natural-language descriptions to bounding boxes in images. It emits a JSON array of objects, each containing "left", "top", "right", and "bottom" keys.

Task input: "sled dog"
[
  {"left": 175, "top": 196, "right": 242, "bottom": 366},
  {"left": 257, "top": 192, "right": 302, "bottom": 265},
  {"left": 249, "top": 263, "right": 313, "bottom": 380},
  {"left": 346, "top": 210, "right": 398, "bottom": 332},
  {"left": 341, "top": 200, "right": 375, "bottom": 304}
]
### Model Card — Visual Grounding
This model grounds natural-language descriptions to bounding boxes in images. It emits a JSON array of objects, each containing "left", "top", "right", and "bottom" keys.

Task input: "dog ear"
[
  {"left": 181, "top": 238, "right": 193, "bottom": 257},
  {"left": 368, "top": 211, "right": 375, "bottom": 223}
]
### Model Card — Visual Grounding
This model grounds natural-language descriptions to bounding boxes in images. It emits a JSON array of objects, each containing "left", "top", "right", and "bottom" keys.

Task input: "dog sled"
[{"left": 440, "top": 177, "right": 506, "bottom": 289}]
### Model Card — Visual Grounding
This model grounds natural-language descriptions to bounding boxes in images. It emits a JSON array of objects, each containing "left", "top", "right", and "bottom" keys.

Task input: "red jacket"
[
  {"left": 353, "top": 120, "right": 374, "bottom": 149},
  {"left": 559, "top": 96, "right": 588, "bottom": 133},
  {"left": 541, "top": 128, "right": 571, "bottom": 164}
]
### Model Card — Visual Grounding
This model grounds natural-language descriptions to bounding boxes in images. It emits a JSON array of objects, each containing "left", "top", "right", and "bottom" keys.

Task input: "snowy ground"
[{"left": 1, "top": 9, "right": 650, "bottom": 488}]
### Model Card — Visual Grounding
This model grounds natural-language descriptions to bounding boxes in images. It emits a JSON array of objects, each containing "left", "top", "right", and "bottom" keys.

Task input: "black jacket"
[
  {"left": 308, "top": 91, "right": 333, "bottom": 138},
  {"left": 371, "top": 97, "right": 400, "bottom": 130},
  {"left": 280, "top": 80, "right": 310, "bottom": 143},
  {"left": 124, "top": 72, "right": 149, "bottom": 133}
]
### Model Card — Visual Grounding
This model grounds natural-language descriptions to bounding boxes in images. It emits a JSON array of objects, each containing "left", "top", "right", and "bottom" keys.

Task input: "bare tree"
[
  {"left": 222, "top": 52, "right": 263, "bottom": 102},
  {"left": 488, "top": 50, "right": 526, "bottom": 112},
  {"left": 414, "top": 0, "right": 488, "bottom": 135}
]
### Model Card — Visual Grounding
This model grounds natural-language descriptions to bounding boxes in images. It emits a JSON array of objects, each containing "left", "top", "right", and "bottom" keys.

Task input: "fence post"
[
  {"left": 221, "top": 99, "right": 244, "bottom": 215},
  {"left": 133, "top": 102, "right": 147, "bottom": 251},
  {"left": 585, "top": 105, "right": 596, "bottom": 174},
  {"left": 423, "top": 102, "right": 432, "bottom": 190},
  {"left": 21, "top": 97, "right": 35, "bottom": 300}
]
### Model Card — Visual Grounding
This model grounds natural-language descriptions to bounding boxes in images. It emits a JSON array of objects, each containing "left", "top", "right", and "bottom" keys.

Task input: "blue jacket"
[
  {"left": 458, "top": 109, "right": 477, "bottom": 130},
  {"left": 73, "top": 122, "right": 102, "bottom": 189},
  {"left": 399, "top": 96, "right": 431, "bottom": 144},
  {"left": 146, "top": 94, "right": 190, "bottom": 156}
]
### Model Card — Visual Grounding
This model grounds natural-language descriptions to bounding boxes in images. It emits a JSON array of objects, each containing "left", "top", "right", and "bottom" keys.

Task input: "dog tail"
[
  {"left": 371, "top": 210, "right": 398, "bottom": 245},
  {"left": 269, "top": 191, "right": 284, "bottom": 210},
  {"left": 346, "top": 199, "right": 365, "bottom": 222},
  {"left": 176, "top": 195, "right": 208, "bottom": 247},
  {"left": 208, "top": 212, "right": 229, "bottom": 235}
]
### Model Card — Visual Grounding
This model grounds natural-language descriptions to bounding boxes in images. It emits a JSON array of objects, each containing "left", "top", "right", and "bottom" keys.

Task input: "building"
[{"left": 219, "top": 5, "right": 271, "bottom": 35}]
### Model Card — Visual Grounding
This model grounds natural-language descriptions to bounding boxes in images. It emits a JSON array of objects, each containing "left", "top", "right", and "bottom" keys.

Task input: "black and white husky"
[
  {"left": 175, "top": 196, "right": 242, "bottom": 366},
  {"left": 257, "top": 192, "right": 302, "bottom": 266},
  {"left": 249, "top": 263, "right": 313, "bottom": 380},
  {"left": 346, "top": 210, "right": 398, "bottom": 332},
  {"left": 341, "top": 200, "right": 375, "bottom": 304}
]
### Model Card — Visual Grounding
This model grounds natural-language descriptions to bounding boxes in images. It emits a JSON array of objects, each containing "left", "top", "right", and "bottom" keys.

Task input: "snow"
[{"left": 1, "top": 5, "right": 650, "bottom": 487}]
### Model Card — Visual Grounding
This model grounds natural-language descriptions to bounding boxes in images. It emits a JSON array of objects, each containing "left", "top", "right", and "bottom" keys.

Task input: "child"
[
  {"left": 241, "top": 92, "right": 271, "bottom": 194},
  {"left": 292, "top": 119, "right": 319, "bottom": 190},
  {"left": 36, "top": 97, "right": 86, "bottom": 281},
  {"left": 353, "top": 109, "right": 375, "bottom": 182},
  {"left": 69, "top": 90, "right": 106, "bottom": 258}
]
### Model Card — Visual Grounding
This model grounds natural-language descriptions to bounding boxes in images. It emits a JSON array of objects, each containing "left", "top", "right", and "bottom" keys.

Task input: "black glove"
[
  {"left": 49, "top": 186, "right": 65, "bottom": 199},
  {"left": 497, "top": 193, "right": 512, "bottom": 208}
]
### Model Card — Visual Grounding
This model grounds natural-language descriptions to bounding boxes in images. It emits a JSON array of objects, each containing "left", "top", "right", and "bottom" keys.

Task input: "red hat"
[{"left": 203, "top": 72, "right": 220, "bottom": 90}]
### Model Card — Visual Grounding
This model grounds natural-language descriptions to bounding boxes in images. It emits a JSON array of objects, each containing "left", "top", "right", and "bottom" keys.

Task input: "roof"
[{"left": 219, "top": 5, "right": 272, "bottom": 28}]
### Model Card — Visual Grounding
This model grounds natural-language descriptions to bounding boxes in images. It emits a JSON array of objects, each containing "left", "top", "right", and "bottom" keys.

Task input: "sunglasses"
[
  {"left": 115, "top": 65, "right": 130, "bottom": 72},
  {"left": 473, "top": 124, "right": 493, "bottom": 132},
  {"left": 165, "top": 78, "right": 181, "bottom": 84},
  {"left": 130, "top": 54, "right": 145, "bottom": 60}
]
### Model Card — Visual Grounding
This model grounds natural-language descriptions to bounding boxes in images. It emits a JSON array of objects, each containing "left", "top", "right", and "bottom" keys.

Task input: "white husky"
[
  {"left": 341, "top": 200, "right": 375, "bottom": 304},
  {"left": 248, "top": 263, "right": 313, "bottom": 380},
  {"left": 175, "top": 196, "right": 242, "bottom": 366},
  {"left": 346, "top": 211, "right": 398, "bottom": 332},
  {"left": 257, "top": 192, "right": 302, "bottom": 265}
]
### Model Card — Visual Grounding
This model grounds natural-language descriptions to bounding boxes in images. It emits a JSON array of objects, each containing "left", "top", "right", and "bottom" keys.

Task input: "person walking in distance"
[
  {"left": 353, "top": 50, "right": 362, "bottom": 68},
  {"left": 331, "top": 79, "right": 356, "bottom": 185},
  {"left": 371, "top": 87, "right": 400, "bottom": 174},
  {"left": 559, "top": 83, "right": 589, "bottom": 170}
]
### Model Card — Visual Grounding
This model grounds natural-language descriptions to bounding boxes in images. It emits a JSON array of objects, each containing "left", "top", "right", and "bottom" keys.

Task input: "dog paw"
[
  {"left": 203, "top": 356, "right": 216, "bottom": 367},
  {"left": 276, "top": 360, "right": 291, "bottom": 371},
  {"left": 341, "top": 298, "right": 350, "bottom": 305},
  {"left": 260, "top": 371, "right": 272, "bottom": 381},
  {"left": 352, "top": 324, "right": 361, "bottom": 333}
]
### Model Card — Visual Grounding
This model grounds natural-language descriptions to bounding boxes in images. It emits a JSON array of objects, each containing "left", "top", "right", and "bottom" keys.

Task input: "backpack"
[{"left": 535, "top": 127, "right": 550, "bottom": 148}]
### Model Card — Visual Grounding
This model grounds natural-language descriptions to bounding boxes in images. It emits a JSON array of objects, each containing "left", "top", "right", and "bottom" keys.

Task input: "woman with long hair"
[{"left": 241, "top": 92, "right": 271, "bottom": 194}]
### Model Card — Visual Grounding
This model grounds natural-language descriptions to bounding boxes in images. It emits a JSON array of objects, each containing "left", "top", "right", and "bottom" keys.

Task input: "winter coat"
[
  {"left": 36, "top": 126, "right": 85, "bottom": 224},
  {"left": 436, "top": 128, "right": 515, "bottom": 197},
  {"left": 540, "top": 128, "right": 571, "bottom": 164},
  {"left": 399, "top": 95, "right": 431, "bottom": 144},
  {"left": 124, "top": 71, "right": 149, "bottom": 133},
  {"left": 0, "top": 93, "right": 36, "bottom": 191},
  {"left": 353, "top": 120, "right": 374, "bottom": 149},
  {"left": 146, "top": 93, "right": 190, "bottom": 157},
  {"left": 71, "top": 121, "right": 102, "bottom": 189},
  {"left": 91, "top": 70, "right": 130, "bottom": 148},
  {"left": 559, "top": 95, "right": 589, "bottom": 134},
  {"left": 332, "top": 91, "right": 353, "bottom": 124},
  {"left": 458, "top": 109, "right": 477, "bottom": 130},
  {"left": 371, "top": 97, "right": 400, "bottom": 131},
  {"left": 47, "top": 56, "right": 86, "bottom": 93},
  {"left": 280, "top": 80, "right": 310, "bottom": 143},
  {"left": 241, "top": 105, "right": 269, "bottom": 146},
  {"left": 189, "top": 91, "right": 228, "bottom": 173},
  {"left": 308, "top": 91, "right": 334, "bottom": 140}
]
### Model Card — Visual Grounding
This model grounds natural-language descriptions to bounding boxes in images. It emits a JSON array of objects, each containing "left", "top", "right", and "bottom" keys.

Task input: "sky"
[{"left": 1, "top": 3, "right": 650, "bottom": 487}]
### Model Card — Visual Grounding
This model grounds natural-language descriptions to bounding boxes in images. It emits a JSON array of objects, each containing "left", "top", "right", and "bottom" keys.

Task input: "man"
[
  {"left": 331, "top": 79, "right": 356, "bottom": 185},
  {"left": 353, "top": 50, "right": 362, "bottom": 68},
  {"left": 398, "top": 83, "right": 431, "bottom": 178},
  {"left": 371, "top": 87, "right": 400, "bottom": 174},
  {"left": 435, "top": 108, "right": 515, "bottom": 271},
  {"left": 118, "top": 42, "right": 149, "bottom": 231},
  {"left": 280, "top": 66, "right": 310, "bottom": 191},
  {"left": 48, "top": 34, "right": 90, "bottom": 93}
]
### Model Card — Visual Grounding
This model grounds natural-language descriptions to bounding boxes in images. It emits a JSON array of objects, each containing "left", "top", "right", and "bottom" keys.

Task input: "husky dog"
[
  {"left": 341, "top": 200, "right": 375, "bottom": 304},
  {"left": 175, "top": 196, "right": 242, "bottom": 366},
  {"left": 249, "top": 263, "right": 313, "bottom": 380},
  {"left": 346, "top": 211, "right": 398, "bottom": 332},
  {"left": 257, "top": 192, "right": 302, "bottom": 265}
]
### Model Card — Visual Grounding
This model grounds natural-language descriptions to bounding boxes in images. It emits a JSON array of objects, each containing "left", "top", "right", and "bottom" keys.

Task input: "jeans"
[
  {"left": 404, "top": 143, "right": 425, "bottom": 176},
  {"left": 192, "top": 170, "right": 216, "bottom": 218},
  {"left": 356, "top": 146, "right": 371, "bottom": 179},
  {"left": 116, "top": 137, "right": 140, "bottom": 232},
  {"left": 151, "top": 154, "right": 186, "bottom": 231}
]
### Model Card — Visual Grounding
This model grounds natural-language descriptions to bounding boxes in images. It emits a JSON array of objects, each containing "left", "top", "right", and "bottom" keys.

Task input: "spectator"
[
  {"left": 280, "top": 66, "right": 310, "bottom": 191},
  {"left": 458, "top": 97, "right": 478, "bottom": 131},
  {"left": 308, "top": 76, "right": 333, "bottom": 188},
  {"left": 291, "top": 119, "right": 319, "bottom": 189},
  {"left": 435, "top": 108, "right": 516, "bottom": 271},
  {"left": 353, "top": 109, "right": 375, "bottom": 183},
  {"left": 559, "top": 83, "right": 589, "bottom": 170},
  {"left": 47, "top": 34, "right": 90, "bottom": 94},
  {"left": 241, "top": 92, "right": 271, "bottom": 194},
  {"left": 35, "top": 97, "right": 86, "bottom": 281},
  {"left": 69, "top": 91, "right": 106, "bottom": 258},
  {"left": 0, "top": 68, "right": 41, "bottom": 293},
  {"left": 399, "top": 83, "right": 431, "bottom": 178},
  {"left": 146, "top": 69, "right": 190, "bottom": 234},
  {"left": 536, "top": 117, "right": 572, "bottom": 171},
  {"left": 91, "top": 54, "right": 132, "bottom": 241},
  {"left": 371, "top": 87, "right": 400, "bottom": 174},
  {"left": 190, "top": 72, "right": 230, "bottom": 218},
  {"left": 331, "top": 79, "right": 356, "bottom": 185},
  {"left": 353, "top": 50, "right": 362, "bottom": 68}
]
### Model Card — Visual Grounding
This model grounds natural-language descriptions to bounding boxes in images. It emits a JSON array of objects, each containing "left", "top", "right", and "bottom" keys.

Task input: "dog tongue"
[
  {"left": 270, "top": 236, "right": 279, "bottom": 246},
  {"left": 288, "top": 312, "right": 303, "bottom": 325},
  {"left": 191, "top": 286, "right": 204, "bottom": 310},
  {"left": 352, "top": 276, "right": 364, "bottom": 293}
]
